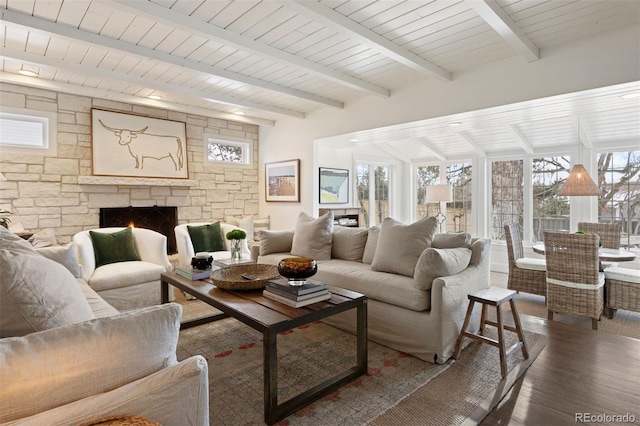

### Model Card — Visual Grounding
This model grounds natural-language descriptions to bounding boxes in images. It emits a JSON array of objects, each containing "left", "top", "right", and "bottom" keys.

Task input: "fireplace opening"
[{"left": 99, "top": 206, "right": 178, "bottom": 254}]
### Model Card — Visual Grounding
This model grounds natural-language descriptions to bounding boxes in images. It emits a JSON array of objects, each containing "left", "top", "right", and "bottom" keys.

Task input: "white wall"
[{"left": 260, "top": 25, "right": 640, "bottom": 232}]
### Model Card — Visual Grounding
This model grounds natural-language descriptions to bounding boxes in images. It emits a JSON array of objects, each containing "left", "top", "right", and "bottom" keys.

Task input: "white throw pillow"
[
  {"left": 371, "top": 216, "right": 438, "bottom": 277},
  {"left": 361, "top": 226, "right": 380, "bottom": 264},
  {"left": 0, "top": 247, "right": 94, "bottom": 337},
  {"left": 414, "top": 247, "right": 472, "bottom": 291},
  {"left": 35, "top": 243, "right": 82, "bottom": 278},
  {"left": 290, "top": 212, "right": 334, "bottom": 260},
  {"left": 331, "top": 226, "right": 369, "bottom": 262},
  {"left": 238, "top": 215, "right": 255, "bottom": 242}
]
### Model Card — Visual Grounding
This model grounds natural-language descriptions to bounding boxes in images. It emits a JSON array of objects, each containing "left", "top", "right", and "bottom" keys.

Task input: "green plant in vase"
[
  {"left": 0, "top": 209, "right": 11, "bottom": 229},
  {"left": 575, "top": 230, "right": 603, "bottom": 247},
  {"left": 226, "top": 229, "right": 247, "bottom": 262}
]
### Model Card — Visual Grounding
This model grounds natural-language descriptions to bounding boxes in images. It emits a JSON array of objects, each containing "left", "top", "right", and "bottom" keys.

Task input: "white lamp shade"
[{"left": 425, "top": 184, "right": 453, "bottom": 202}]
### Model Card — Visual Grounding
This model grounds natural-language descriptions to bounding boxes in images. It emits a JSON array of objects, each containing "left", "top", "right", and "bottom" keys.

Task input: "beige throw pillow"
[
  {"left": 432, "top": 232, "right": 471, "bottom": 249},
  {"left": 290, "top": 212, "right": 334, "bottom": 260},
  {"left": 361, "top": 226, "right": 380, "bottom": 264},
  {"left": 35, "top": 243, "right": 82, "bottom": 278},
  {"left": 413, "top": 247, "right": 472, "bottom": 291},
  {"left": 0, "top": 247, "right": 94, "bottom": 337},
  {"left": 259, "top": 230, "right": 294, "bottom": 256},
  {"left": 371, "top": 216, "right": 438, "bottom": 277},
  {"left": 331, "top": 226, "right": 369, "bottom": 262}
]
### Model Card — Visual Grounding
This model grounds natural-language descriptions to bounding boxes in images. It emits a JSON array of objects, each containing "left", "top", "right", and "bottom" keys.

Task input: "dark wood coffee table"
[{"left": 161, "top": 271, "right": 368, "bottom": 425}]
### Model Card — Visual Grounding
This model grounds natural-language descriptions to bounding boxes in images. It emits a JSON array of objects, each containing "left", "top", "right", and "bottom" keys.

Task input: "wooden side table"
[{"left": 453, "top": 287, "right": 529, "bottom": 377}]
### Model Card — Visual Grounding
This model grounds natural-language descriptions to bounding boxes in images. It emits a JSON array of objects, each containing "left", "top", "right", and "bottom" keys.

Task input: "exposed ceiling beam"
[
  {"left": 414, "top": 137, "right": 447, "bottom": 161},
  {"left": 456, "top": 131, "right": 487, "bottom": 157},
  {"left": 375, "top": 142, "right": 411, "bottom": 163},
  {"left": 110, "top": 0, "right": 390, "bottom": 97},
  {"left": 284, "top": 0, "right": 451, "bottom": 82},
  {"left": 467, "top": 0, "right": 539, "bottom": 62},
  {"left": 0, "top": 72, "right": 275, "bottom": 126},
  {"left": 576, "top": 116, "right": 593, "bottom": 149},
  {"left": 1, "top": 47, "right": 304, "bottom": 119},
  {"left": 507, "top": 124, "right": 534, "bottom": 154},
  {"left": 0, "top": 8, "right": 342, "bottom": 110}
]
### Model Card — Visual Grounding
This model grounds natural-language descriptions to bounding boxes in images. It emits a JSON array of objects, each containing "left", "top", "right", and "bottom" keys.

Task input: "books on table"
[
  {"left": 262, "top": 289, "right": 331, "bottom": 308},
  {"left": 175, "top": 266, "right": 210, "bottom": 281},
  {"left": 263, "top": 279, "right": 330, "bottom": 307}
]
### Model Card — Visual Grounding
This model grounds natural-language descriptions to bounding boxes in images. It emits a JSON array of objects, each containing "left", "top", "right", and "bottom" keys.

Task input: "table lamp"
[{"left": 425, "top": 184, "right": 453, "bottom": 231}]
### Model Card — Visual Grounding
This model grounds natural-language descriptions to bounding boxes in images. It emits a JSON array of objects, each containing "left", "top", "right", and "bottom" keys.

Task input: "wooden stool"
[{"left": 453, "top": 287, "right": 529, "bottom": 377}]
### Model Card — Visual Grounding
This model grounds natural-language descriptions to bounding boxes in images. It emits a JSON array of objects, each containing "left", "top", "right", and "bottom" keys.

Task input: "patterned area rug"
[{"left": 176, "top": 310, "right": 545, "bottom": 426}]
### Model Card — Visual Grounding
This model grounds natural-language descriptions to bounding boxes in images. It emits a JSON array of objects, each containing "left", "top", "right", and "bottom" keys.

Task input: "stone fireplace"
[{"left": 99, "top": 206, "right": 178, "bottom": 254}]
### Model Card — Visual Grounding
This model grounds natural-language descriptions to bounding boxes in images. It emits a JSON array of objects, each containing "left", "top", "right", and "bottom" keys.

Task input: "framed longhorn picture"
[{"left": 91, "top": 109, "right": 188, "bottom": 179}]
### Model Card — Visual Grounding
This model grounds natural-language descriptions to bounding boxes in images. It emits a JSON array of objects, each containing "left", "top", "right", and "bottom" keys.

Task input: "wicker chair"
[
  {"left": 543, "top": 231, "right": 604, "bottom": 330},
  {"left": 504, "top": 224, "right": 547, "bottom": 297},
  {"left": 603, "top": 267, "right": 640, "bottom": 319},
  {"left": 577, "top": 222, "right": 622, "bottom": 249}
]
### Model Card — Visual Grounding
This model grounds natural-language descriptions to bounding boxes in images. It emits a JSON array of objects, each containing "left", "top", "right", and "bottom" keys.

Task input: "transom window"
[
  {"left": 0, "top": 108, "right": 56, "bottom": 155},
  {"left": 204, "top": 135, "right": 252, "bottom": 166}
]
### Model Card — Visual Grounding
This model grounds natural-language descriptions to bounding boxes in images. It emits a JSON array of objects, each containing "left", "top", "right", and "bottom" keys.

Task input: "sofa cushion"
[
  {"left": 0, "top": 303, "right": 182, "bottom": 423},
  {"left": 371, "top": 216, "right": 438, "bottom": 277},
  {"left": 432, "top": 232, "right": 471, "bottom": 249},
  {"left": 90, "top": 227, "right": 141, "bottom": 268},
  {"left": 414, "top": 247, "right": 472, "bottom": 291},
  {"left": 291, "top": 212, "right": 334, "bottom": 260},
  {"left": 35, "top": 242, "right": 82, "bottom": 278},
  {"left": 331, "top": 226, "right": 369, "bottom": 262},
  {"left": 89, "top": 261, "right": 166, "bottom": 292},
  {"left": 361, "top": 226, "right": 380, "bottom": 264},
  {"left": 226, "top": 215, "right": 255, "bottom": 242},
  {"left": 187, "top": 222, "right": 225, "bottom": 253},
  {"left": 259, "top": 230, "right": 294, "bottom": 256},
  {"left": 0, "top": 246, "right": 94, "bottom": 338}
]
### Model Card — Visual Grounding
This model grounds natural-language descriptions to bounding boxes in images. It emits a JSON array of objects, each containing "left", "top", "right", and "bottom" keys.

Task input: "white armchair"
[
  {"left": 73, "top": 227, "right": 172, "bottom": 311},
  {"left": 174, "top": 222, "right": 251, "bottom": 268}
]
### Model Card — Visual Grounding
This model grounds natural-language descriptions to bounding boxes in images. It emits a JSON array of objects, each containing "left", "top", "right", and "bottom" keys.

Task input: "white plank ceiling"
[{"left": 1, "top": 0, "right": 639, "bottom": 161}]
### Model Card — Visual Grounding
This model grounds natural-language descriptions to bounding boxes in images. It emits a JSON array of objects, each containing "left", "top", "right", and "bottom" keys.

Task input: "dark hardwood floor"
[{"left": 481, "top": 313, "right": 640, "bottom": 425}]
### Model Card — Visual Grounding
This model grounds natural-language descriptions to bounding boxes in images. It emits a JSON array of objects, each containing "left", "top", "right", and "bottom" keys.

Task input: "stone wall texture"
[{"left": 0, "top": 83, "right": 259, "bottom": 244}]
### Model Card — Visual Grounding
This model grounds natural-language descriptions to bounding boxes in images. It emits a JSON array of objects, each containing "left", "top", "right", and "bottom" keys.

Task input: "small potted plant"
[
  {"left": 0, "top": 209, "right": 11, "bottom": 229},
  {"left": 226, "top": 229, "right": 247, "bottom": 262}
]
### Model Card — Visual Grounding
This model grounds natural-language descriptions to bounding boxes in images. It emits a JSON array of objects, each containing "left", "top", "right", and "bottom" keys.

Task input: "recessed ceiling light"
[
  {"left": 19, "top": 69, "right": 38, "bottom": 77},
  {"left": 349, "top": 138, "right": 359, "bottom": 142},
  {"left": 234, "top": 111, "right": 245, "bottom": 115},
  {"left": 148, "top": 95, "right": 161, "bottom": 100},
  {"left": 620, "top": 92, "right": 640, "bottom": 99},
  {"left": 448, "top": 122, "right": 463, "bottom": 127}
]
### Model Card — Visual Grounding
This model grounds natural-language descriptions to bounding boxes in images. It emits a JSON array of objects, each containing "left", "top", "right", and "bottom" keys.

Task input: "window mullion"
[{"left": 523, "top": 159, "right": 534, "bottom": 243}]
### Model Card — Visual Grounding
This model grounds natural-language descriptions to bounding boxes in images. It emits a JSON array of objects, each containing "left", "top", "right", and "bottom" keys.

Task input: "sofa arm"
[
  {"left": 2, "top": 356, "right": 209, "bottom": 426},
  {"left": 134, "top": 228, "right": 172, "bottom": 272},
  {"left": 0, "top": 304, "right": 182, "bottom": 423}
]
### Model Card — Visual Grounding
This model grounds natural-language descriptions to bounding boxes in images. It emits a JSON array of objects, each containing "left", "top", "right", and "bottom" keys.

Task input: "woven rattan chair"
[
  {"left": 504, "top": 224, "right": 546, "bottom": 297},
  {"left": 543, "top": 231, "right": 604, "bottom": 330},
  {"left": 603, "top": 266, "right": 640, "bottom": 319},
  {"left": 577, "top": 222, "right": 622, "bottom": 249}
]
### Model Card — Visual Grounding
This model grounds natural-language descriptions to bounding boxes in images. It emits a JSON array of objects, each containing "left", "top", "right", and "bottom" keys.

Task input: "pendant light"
[{"left": 557, "top": 116, "right": 600, "bottom": 196}]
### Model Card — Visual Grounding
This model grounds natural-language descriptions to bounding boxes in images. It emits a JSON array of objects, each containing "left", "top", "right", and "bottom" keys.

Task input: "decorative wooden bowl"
[{"left": 210, "top": 264, "right": 280, "bottom": 290}]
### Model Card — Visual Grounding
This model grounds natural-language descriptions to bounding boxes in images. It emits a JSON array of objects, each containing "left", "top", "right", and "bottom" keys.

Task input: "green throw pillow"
[
  {"left": 187, "top": 222, "right": 225, "bottom": 253},
  {"left": 89, "top": 228, "right": 141, "bottom": 268}
]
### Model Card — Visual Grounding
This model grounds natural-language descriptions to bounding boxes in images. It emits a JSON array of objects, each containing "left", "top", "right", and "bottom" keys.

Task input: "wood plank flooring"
[{"left": 481, "top": 300, "right": 640, "bottom": 425}]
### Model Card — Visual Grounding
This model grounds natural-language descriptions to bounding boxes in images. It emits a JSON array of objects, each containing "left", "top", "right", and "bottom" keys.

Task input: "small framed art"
[
  {"left": 319, "top": 167, "right": 349, "bottom": 204},
  {"left": 265, "top": 159, "right": 300, "bottom": 202}
]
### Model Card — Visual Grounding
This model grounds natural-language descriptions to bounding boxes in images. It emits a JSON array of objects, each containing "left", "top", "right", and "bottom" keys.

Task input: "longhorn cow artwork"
[{"left": 91, "top": 109, "right": 188, "bottom": 179}]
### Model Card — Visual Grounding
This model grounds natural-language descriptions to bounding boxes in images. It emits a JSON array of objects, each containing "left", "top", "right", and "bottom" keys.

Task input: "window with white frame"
[
  {"left": 597, "top": 150, "right": 640, "bottom": 248},
  {"left": 491, "top": 160, "right": 524, "bottom": 240},
  {"left": 204, "top": 135, "right": 252, "bottom": 166},
  {"left": 356, "top": 162, "right": 393, "bottom": 228},
  {"left": 0, "top": 108, "right": 56, "bottom": 155}
]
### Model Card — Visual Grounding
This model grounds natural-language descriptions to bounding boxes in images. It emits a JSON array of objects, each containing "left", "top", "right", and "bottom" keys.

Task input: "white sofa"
[
  {"left": 253, "top": 213, "right": 491, "bottom": 364},
  {"left": 174, "top": 222, "right": 251, "bottom": 268},
  {"left": 0, "top": 226, "right": 209, "bottom": 426},
  {"left": 73, "top": 227, "right": 172, "bottom": 311}
]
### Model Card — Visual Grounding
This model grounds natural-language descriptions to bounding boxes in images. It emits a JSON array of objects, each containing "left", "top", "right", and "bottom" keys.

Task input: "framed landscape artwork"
[
  {"left": 91, "top": 109, "right": 188, "bottom": 179},
  {"left": 319, "top": 167, "right": 349, "bottom": 204},
  {"left": 265, "top": 159, "right": 300, "bottom": 202}
]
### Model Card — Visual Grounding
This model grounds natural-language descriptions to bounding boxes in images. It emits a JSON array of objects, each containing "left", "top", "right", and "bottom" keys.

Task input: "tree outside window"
[
  {"left": 357, "top": 163, "right": 391, "bottom": 227},
  {"left": 446, "top": 163, "right": 472, "bottom": 233},
  {"left": 532, "top": 156, "right": 570, "bottom": 241},
  {"left": 416, "top": 165, "right": 439, "bottom": 219},
  {"left": 491, "top": 160, "right": 524, "bottom": 240}
]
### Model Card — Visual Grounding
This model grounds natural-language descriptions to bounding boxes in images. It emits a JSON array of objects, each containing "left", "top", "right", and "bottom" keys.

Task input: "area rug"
[{"left": 176, "top": 309, "right": 546, "bottom": 426}]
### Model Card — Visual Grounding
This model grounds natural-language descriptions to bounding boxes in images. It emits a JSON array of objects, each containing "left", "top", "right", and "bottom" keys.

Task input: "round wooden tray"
[{"left": 210, "top": 264, "right": 280, "bottom": 290}]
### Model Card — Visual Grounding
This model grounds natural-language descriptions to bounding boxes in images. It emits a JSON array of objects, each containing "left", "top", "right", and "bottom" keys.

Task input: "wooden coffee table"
[{"left": 161, "top": 271, "right": 368, "bottom": 425}]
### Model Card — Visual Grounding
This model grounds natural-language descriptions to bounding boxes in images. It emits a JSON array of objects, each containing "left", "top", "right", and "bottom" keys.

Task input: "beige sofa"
[
  {"left": 0, "top": 227, "right": 209, "bottom": 425},
  {"left": 253, "top": 213, "right": 491, "bottom": 364}
]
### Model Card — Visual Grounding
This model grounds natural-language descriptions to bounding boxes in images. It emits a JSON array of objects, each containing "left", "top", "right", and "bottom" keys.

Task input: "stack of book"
[
  {"left": 175, "top": 266, "right": 211, "bottom": 281},
  {"left": 263, "top": 279, "right": 330, "bottom": 308}
]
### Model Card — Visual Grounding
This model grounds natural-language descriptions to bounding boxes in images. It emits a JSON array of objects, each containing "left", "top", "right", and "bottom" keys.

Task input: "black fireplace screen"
[{"left": 99, "top": 206, "right": 178, "bottom": 254}]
